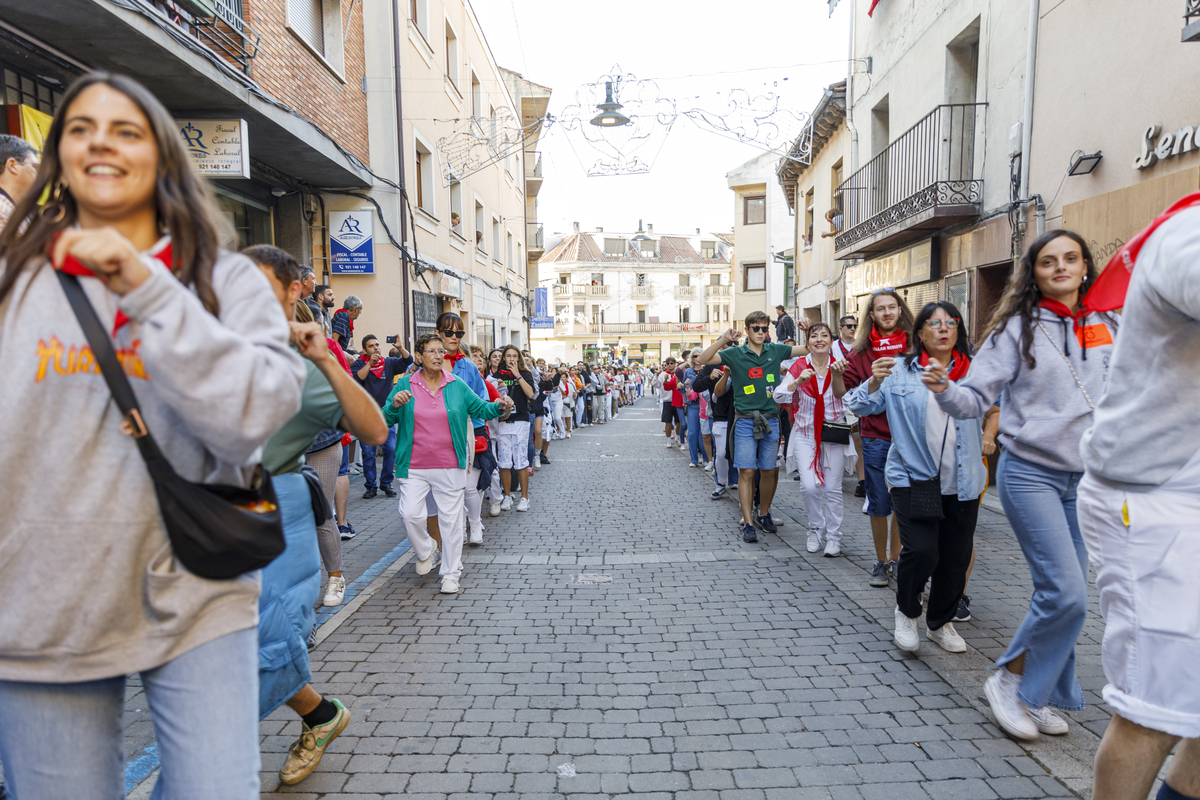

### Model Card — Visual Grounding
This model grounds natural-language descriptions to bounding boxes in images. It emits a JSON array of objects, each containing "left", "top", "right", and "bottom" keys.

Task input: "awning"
[{"left": 0, "top": 0, "right": 371, "bottom": 188}]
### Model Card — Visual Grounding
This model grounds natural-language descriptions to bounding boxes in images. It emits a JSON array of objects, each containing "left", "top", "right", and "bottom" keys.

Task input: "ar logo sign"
[
  {"left": 338, "top": 216, "right": 367, "bottom": 242},
  {"left": 180, "top": 122, "right": 206, "bottom": 156}
]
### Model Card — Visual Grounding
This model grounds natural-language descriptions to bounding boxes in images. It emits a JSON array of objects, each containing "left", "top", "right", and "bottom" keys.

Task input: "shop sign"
[
  {"left": 437, "top": 273, "right": 463, "bottom": 300},
  {"left": 329, "top": 210, "right": 375, "bottom": 274},
  {"left": 845, "top": 239, "right": 933, "bottom": 297},
  {"left": 530, "top": 287, "right": 554, "bottom": 330},
  {"left": 177, "top": 119, "right": 249, "bottom": 178},
  {"left": 413, "top": 290, "right": 439, "bottom": 337},
  {"left": 1133, "top": 123, "right": 1199, "bottom": 170}
]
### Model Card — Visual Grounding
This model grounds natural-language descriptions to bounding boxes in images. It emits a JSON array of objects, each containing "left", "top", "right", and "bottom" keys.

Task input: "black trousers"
[{"left": 891, "top": 487, "right": 979, "bottom": 631}]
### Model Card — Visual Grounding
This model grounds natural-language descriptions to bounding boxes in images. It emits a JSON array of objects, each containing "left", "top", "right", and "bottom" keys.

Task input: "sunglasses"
[
  {"left": 871, "top": 287, "right": 897, "bottom": 295},
  {"left": 749, "top": 325, "right": 770, "bottom": 333},
  {"left": 842, "top": 324, "right": 858, "bottom": 329},
  {"left": 440, "top": 329, "right": 466, "bottom": 338}
]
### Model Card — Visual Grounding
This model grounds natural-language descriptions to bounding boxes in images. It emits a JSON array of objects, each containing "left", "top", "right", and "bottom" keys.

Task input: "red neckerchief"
[
  {"left": 787, "top": 356, "right": 834, "bottom": 486},
  {"left": 57, "top": 240, "right": 173, "bottom": 336},
  {"left": 918, "top": 350, "right": 970, "bottom": 382},
  {"left": 368, "top": 357, "right": 387, "bottom": 379},
  {"left": 444, "top": 351, "right": 468, "bottom": 367},
  {"left": 868, "top": 326, "right": 907, "bottom": 359},
  {"left": 1093, "top": 191, "right": 1200, "bottom": 313}
]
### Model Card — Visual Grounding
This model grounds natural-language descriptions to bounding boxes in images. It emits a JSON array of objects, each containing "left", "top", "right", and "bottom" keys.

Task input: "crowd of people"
[{"left": 0, "top": 70, "right": 1197, "bottom": 800}]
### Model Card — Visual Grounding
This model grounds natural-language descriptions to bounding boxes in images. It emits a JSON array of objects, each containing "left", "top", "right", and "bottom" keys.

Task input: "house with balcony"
[
  {"left": 727, "top": 151, "right": 795, "bottom": 326},
  {"left": 530, "top": 223, "right": 732, "bottom": 365}
]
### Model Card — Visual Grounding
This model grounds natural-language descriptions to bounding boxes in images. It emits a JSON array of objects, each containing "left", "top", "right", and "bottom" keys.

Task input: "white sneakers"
[
  {"left": 322, "top": 575, "right": 346, "bottom": 607},
  {"left": 806, "top": 532, "right": 823, "bottom": 553},
  {"left": 415, "top": 548, "right": 439, "bottom": 576},
  {"left": 678, "top": 442, "right": 688, "bottom": 451},
  {"left": 1028, "top": 705, "right": 1070, "bottom": 735},
  {"left": 440, "top": 577, "right": 460, "bottom": 594},
  {"left": 985, "top": 669, "right": 1039, "bottom": 740},
  {"left": 489, "top": 502, "right": 501, "bottom": 517},
  {"left": 515, "top": 497, "right": 530, "bottom": 512},
  {"left": 665, "top": 440, "right": 675, "bottom": 448},
  {"left": 894, "top": 607, "right": 921, "bottom": 653},
  {"left": 500, "top": 495, "right": 513, "bottom": 511},
  {"left": 468, "top": 521, "right": 484, "bottom": 547},
  {"left": 926, "top": 622, "right": 966, "bottom": 653},
  {"left": 704, "top": 462, "right": 715, "bottom": 474},
  {"left": 823, "top": 540, "right": 841, "bottom": 558}
]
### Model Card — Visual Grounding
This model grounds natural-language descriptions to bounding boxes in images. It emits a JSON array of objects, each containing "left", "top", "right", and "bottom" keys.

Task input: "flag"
[{"left": 1087, "top": 191, "right": 1200, "bottom": 313}]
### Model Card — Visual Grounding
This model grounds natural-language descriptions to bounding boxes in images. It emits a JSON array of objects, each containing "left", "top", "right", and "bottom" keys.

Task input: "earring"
[{"left": 39, "top": 180, "right": 68, "bottom": 224}]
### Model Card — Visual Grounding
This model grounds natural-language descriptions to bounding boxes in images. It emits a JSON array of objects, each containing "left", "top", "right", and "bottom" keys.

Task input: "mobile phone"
[{"left": 386, "top": 335, "right": 398, "bottom": 343}]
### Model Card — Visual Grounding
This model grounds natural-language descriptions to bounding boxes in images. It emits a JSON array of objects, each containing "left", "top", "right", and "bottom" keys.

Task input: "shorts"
[
  {"left": 732, "top": 415, "right": 780, "bottom": 471},
  {"left": 496, "top": 420, "right": 531, "bottom": 470},
  {"left": 862, "top": 436, "right": 892, "bottom": 517},
  {"left": 700, "top": 416, "right": 713, "bottom": 436},
  {"left": 339, "top": 443, "right": 350, "bottom": 477},
  {"left": 660, "top": 404, "right": 677, "bottom": 424}
]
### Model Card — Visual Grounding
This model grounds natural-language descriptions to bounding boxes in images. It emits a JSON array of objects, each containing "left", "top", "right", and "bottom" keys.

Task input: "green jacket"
[{"left": 383, "top": 372, "right": 503, "bottom": 479}]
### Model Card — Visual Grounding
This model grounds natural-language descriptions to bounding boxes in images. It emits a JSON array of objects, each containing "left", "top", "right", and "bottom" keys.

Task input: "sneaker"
[
  {"left": 710, "top": 486, "right": 726, "bottom": 500},
  {"left": 306, "top": 623, "right": 317, "bottom": 651},
  {"left": 741, "top": 523, "right": 758, "bottom": 543},
  {"left": 500, "top": 495, "right": 513, "bottom": 511},
  {"left": 755, "top": 512, "right": 778, "bottom": 534},
  {"left": 348, "top": 464, "right": 362, "bottom": 475},
  {"left": 361, "top": 487, "right": 377, "bottom": 500},
  {"left": 528, "top": 466, "right": 535, "bottom": 477},
  {"left": 279, "top": 699, "right": 350, "bottom": 785},
  {"left": 926, "top": 622, "right": 966, "bottom": 653},
  {"left": 679, "top": 442, "right": 688, "bottom": 451},
  {"left": 338, "top": 524, "right": 356, "bottom": 541},
  {"left": 532, "top": 460, "right": 541, "bottom": 471},
  {"left": 887, "top": 558, "right": 899, "bottom": 579},
  {"left": 415, "top": 548, "right": 439, "bottom": 576},
  {"left": 381, "top": 485, "right": 396, "bottom": 498},
  {"left": 1028, "top": 705, "right": 1070, "bottom": 735},
  {"left": 704, "top": 462, "right": 715, "bottom": 473},
  {"left": 823, "top": 540, "right": 841, "bottom": 558},
  {"left": 489, "top": 502, "right": 501, "bottom": 517},
  {"left": 854, "top": 480, "right": 866, "bottom": 497},
  {"left": 793, "top": 473, "right": 802, "bottom": 481},
  {"left": 894, "top": 607, "right": 920, "bottom": 653},
  {"left": 566, "top": 431, "right": 572, "bottom": 438},
  {"left": 806, "top": 532, "right": 823, "bottom": 553},
  {"left": 869, "top": 561, "right": 889, "bottom": 587},
  {"left": 440, "top": 577, "right": 460, "bottom": 594},
  {"left": 954, "top": 595, "right": 972, "bottom": 622},
  {"left": 540, "top": 453, "right": 550, "bottom": 465},
  {"left": 984, "top": 670, "right": 1039, "bottom": 741},
  {"left": 666, "top": 440, "right": 676, "bottom": 448},
  {"left": 688, "top": 462, "right": 698, "bottom": 468},
  {"left": 468, "top": 521, "right": 483, "bottom": 547},
  {"left": 515, "top": 497, "right": 529, "bottom": 512},
  {"left": 322, "top": 575, "right": 346, "bottom": 607}
]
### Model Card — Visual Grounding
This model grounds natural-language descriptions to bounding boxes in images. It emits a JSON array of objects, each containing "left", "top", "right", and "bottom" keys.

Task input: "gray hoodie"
[
  {"left": 934, "top": 306, "right": 1117, "bottom": 473},
  {"left": 0, "top": 244, "right": 305, "bottom": 682}
]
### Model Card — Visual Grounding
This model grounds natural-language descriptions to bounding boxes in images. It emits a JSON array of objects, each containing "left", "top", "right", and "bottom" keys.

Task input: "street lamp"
[
  {"left": 1067, "top": 150, "right": 1103, "bottom": 176},
  {"left": 589, "top": 81, "right": 630, "bottom": 128}
]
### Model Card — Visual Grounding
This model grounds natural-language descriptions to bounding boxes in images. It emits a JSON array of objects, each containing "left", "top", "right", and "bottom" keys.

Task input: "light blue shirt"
[
  {"left": 450, "top": 355, "right": 489, "bottom": 429},
  {"left": 846, "top": 357, "right": 987, "bottom": 501}
]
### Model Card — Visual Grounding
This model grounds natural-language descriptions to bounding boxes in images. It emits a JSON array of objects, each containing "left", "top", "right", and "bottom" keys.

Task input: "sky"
[{"left": 471, "top": 0, "right": 851, "bottom": 241}]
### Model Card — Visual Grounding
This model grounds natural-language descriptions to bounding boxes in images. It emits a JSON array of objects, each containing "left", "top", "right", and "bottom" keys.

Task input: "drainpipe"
[
  {"left": 1019, "top": 0, "right": 1040, "bottom": 201},
  {"left": 392, "top": 0, "right": 411, "bottom": 342},
  {"left": 846, "top": 0, "right": 859, "bottom": 172}
]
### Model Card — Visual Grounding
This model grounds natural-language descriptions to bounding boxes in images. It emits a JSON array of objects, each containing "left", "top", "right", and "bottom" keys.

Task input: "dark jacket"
[
  {"left": 774, "top": 313, "right": 796, "bottom": 343},
  {"left": 351, "top": 356, "right": 414, "bottom": 407},
  {"left": 693, "top": 364, "right": 734, "bottom": 422}
]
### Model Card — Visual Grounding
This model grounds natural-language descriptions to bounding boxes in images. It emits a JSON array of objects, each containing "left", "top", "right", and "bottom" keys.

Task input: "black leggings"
[{"left": 892, "top": 488, "right": 979, "bottom": 631}]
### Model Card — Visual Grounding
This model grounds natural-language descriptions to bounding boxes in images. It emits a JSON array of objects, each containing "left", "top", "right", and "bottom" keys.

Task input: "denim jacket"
[{"left": 846, "top": 357, "right": 987, "bottom": 501}]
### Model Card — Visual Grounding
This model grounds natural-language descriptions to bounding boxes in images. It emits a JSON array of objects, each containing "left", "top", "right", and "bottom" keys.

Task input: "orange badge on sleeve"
[{"left": 1077, "top": 324, "right": 1113, "bottom": 348}]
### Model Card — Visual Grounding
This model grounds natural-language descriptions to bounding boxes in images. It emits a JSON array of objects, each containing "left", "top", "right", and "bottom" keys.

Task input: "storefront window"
[
  {"left": 214, "top": 189, "right": 273, "bottom": 250},
  {"left": 475, "top": 316, "right": 494, "bottom": 353},
  {"left": 413, "top": 290, "right": 439, "bottom": 340}
]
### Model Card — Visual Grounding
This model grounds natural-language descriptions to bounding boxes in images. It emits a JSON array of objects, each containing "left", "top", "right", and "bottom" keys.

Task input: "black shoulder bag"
[
  {"left": 58, "top": 271, "right": 287, "bottom": 580},
  {"left": 904, "top": 417, "right": 950, "bottom": 521}
]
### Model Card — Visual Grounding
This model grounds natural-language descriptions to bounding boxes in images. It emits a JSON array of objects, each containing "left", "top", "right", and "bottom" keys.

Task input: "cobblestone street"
[{"left": 224, "top": 396, "right": 1115, "bottom": 799}]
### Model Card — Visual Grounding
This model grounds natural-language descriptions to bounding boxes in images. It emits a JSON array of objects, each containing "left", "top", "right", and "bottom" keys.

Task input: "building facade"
[
  {"left": 530, "top": 225, "right": 732, "bottom": 365},
  {"left": 727, "top": 150, "right": 794, "bottom": 324}
]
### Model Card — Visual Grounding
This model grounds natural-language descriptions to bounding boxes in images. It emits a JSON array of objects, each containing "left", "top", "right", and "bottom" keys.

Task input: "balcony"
[
  {"left": 631, "top": 285, "right": 653, "bottom": 298},
  {"left": 552, "top": 283, "right": 609, "bottom": 297},
  {"left": 527, "top": 222, "right": 544, "bottom": 255},
  {"left": 674, "top": 285, "right": 698, "bottom": 300},
  {"left": 834, "top": 104, "right": 985, "bottom": 260},
  {"left": 704, "top": 285, "right": 732, "bottom": 297},
  {"left": 1186, "top": 0, "right": 1200, "bottom": 41},
  {"left": 524, "top": 152, "right": 544, "bottom": 196},
  {"left": 598, "top": 322, "right": 715, "bottom": 335}
]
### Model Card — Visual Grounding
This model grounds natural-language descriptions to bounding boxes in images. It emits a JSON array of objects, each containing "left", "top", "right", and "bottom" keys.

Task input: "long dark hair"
[
  {"left": 499, "top": 344, "right": 526, "bottom": 374},
  {"left": 0, "top": 72, "right": 227, "bottom": 314},
  {"left": 904, "top": 301, "right": 971, "bottom": 366},
  {"left": 852, "top": 289, "right": 916, "bottom": 354},
  {"left": 981, "top": 229, "right": 1099, "bottom": 369}
]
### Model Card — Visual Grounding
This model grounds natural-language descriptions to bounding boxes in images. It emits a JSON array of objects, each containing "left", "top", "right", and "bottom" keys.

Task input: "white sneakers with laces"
[
  {"left": 806, "top": 532, "right": 824, "bottom": 553},
  {"left": 440, "top": 577, "right": 460, "bottom": 594},
  {"left": 823, "top": 540, "right": 841, "bottom": 557},
  {"left": 1028, "top": 704, "right": 1069, "bottom": 735},
  {"left": 894, "top": 607, "right": 921, "bottom": 653},
  {"left": 468, "top": 520, "right": 484, "bottom": 547},
  {"left": 926, "top": 622, "right": 966, "bottom": 653},
  {"left": 489, "top": 502, "right": 501, "bottom": 517},
  {"left": 500, "top": 495, "right": 513, "bottom": 511},
  {"left": 415, "top": 548, "right": 439, "bottom": 576},
  {"left": 322, "top": 575, "right": 346, "bottom": 607},
  {"left": 984, "top": 669, "right": 1039, "bottom": 741},
  {"left": 515, "top": 497, "right": 530, "bottom": 512}
]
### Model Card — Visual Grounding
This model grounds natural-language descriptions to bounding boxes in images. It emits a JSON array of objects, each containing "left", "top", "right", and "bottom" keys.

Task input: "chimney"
[
  {"left": 695, "top": 227, "right": 700, "bottom": 234},
  {"left": 647, "top": 223, "right": 654, "bottom": 234},
  {"left": 573, "top": 222, "right": 580, "bottom": 234}
]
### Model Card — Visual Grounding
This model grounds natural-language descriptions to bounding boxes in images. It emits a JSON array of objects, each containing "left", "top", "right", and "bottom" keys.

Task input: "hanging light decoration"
[{"left": 589, "top": 81, "right": 630, "bottom": 128}]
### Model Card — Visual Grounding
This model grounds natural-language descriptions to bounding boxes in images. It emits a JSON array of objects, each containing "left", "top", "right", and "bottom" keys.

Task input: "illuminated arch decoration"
[{"left": 683, "top": 89, "right": 812, "bottom": 163}]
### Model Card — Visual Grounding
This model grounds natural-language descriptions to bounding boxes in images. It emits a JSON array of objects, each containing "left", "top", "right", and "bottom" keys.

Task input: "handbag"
[
  {"left": 821, "top": 420, "right": 853, "bottom": 445},
  {"left": 300, "top": 464, "right": 332, "bottom": 524},
  {"left": 57, "top": 271, "right": 287, "bottom": 580},
  {"left": 906, "top": 417, "right": 951, "bottom": 521}
]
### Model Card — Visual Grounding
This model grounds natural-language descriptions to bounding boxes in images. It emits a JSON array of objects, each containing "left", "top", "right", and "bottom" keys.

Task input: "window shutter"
[{"left": 289, "top": 0, "right": 324, "bottom": 55}]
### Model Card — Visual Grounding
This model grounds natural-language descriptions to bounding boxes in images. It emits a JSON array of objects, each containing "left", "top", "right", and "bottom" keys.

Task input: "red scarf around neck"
[
  {"left": 868, "top": 326, "right": 907, "bottom": 359},
  {"left": 57, "top": 240, "right": 174, "bottom": 336},
  {"left": 368, "top": 357, "right": 387, "bottom": 379},
  {"left": 787, "top": 356, "right": 834, "bottom": 486},
  {"left": 918, "top": 350, "right": 970, "bottom": 382},
  {"left": 444, "top": 350, "right": 468, "bottom": 366}
]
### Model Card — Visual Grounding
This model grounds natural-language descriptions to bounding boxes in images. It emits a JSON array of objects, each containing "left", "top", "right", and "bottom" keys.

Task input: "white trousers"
[
  {"left": 399, "top": 468, "right": 467, "bottom": 581},
  {"left": 712, "top": 420, "right": 733, "bottom": 487},
  {"left": 1078, "top": 452, "right": 1200, "bottom": 738},
  {"left": 788, "top": 432, "right": 846, "bottom": 544}
]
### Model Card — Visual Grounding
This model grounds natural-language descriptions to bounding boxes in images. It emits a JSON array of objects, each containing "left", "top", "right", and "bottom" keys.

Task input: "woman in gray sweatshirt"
[
  {"left": 0, "top": 74, "right": 305, "bottom": 797},
  {"left": 923, "top": 230, "right": 1118, "bottom": 743}
]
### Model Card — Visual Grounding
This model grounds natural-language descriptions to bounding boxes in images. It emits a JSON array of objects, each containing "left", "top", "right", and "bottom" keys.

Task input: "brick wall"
[{"left": 243, "top": 0, "right": 370, "bottom": 166}]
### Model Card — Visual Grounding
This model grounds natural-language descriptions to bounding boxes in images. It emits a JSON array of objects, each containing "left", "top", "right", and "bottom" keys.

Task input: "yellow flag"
[{"left": 15, "top": 104, "right": 53, "bottom": 151}]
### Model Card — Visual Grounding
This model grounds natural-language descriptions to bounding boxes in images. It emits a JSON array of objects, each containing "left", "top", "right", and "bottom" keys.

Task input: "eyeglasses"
[
  {"left": 749, "top": 325, "right": 770, "bottom": 333},
  {"left": 440, "top": 329, "right": 466, "bottom": 338},
  {"left": 422, "top": 348, "right": 447, "bottom": 356},
  {"left": 924, "top": 319, "right": 960, "bottom": 329}
]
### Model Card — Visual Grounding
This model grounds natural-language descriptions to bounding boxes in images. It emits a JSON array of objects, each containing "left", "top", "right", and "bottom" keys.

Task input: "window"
[
  {"left": 591, "top": 305, "right": 603, "bottom": 325},
  {"left": 637, "top": 306, "right": 646, "bottom": 324},
  {"left": 507, "top": 232, "right": 514, "bottom": 271},
  {"left": 474, "top": 199, "right": 485, "bottom": 250},
  {"left": 408, "top": 0, "right": 428, "bottom": 41},
  {"left": 558, "top": 273, "right": 570, "bottom": 284},
  {"left": 678, "top": 274, "right": 690, "bottom": 286},
  {"left": 471, "top": 72, "right": 481, "bottom": 117},
  {"left": 449, "top": 181, "right": 463, "bottom": 236},
  {"left": 214, "top": 189, "right": 273, "bottom": 251},
  {"left": 723, "top": 305, "right": 730, "bottom": 322},
  {"left": 604, "top": 238, "right": 625, "bottom": 256},
  {"left": 744, "top": 195, "right": 765, "bottom": 225},
  {"left": 555, "top": 304, "right": 567, "bottom": 323},
  {"left": 414, "top": 135, "right": 434, "bottom": 215},
  {"left": 574, "top": 304, "right": 585, "bottom": 324},
  {"left": 700, "top": 240, "right": 716, "bottom": 258},
  {"left": 804, "top": 188, "right": 815, "bottom": 247},
  {"left": 517, "top": 242, "right": 523, "bottom": 273},
  {"left": 743, "top": 262, "right": 766, "bottom": 291},
  {"left": 444, "top": 21, "right": 459, "bottom": 90},
  {"left": 709, "top": 273, "right": 721, "bottom": 286},
  {"left": 287, "top": 0, "right": 345, "bottom": 73},
  {"left": 680, "top": 306, "right": 691, "bottom": 323},
  {"left": 635, "top": 273, "right": 646, "bottom": 286},
  {"left": 3, "top": 68, "right": 62, "bottom": 114},
  {"left": 492, "top": 217, "right": 501, "bottom": 262},
  {"left": 590, "top": 273, "right": 604, "bottom": 285},
  {"left": 638, "top": 238, "right": 657, "bottom": 256},
  {"left": 475, "top": 316, "right": 494, "bottom": 353}
]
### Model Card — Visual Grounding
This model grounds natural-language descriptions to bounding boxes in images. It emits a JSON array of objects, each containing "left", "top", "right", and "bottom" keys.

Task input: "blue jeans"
[
  {"left": 0, "top": 627, "right": 260, "bottom": 799},
  {"left": 362, "top": 424, "right": 396, "bottom": 490},
  {"left": 995, "top": 450, "right": 1088, "bottom": 711},
  {"left": 686, "top": 403, "right": 703, "bottom": 465},
  {"left": 861, "top": 436, "right": 893, "bottom": 518},
  {"left": 675, "top": 406, "right": 687, "bottom": 443},
  {"left": 732, "top": 415, "right": 780, "bottom": 471}
]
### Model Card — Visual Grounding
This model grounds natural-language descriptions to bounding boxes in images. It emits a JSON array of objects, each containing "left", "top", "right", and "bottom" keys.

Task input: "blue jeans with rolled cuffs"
[
  {"left": 686, "top": 403, "right": 703, "bottom": 465},
  {"left": 995, "top": 450, "right": 1088, "bottom": 711}
]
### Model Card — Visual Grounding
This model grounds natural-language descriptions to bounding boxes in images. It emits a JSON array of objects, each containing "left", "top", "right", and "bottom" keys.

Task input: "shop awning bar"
[{"left": 834, "top": 103, "right": 986, "bottom": 260}]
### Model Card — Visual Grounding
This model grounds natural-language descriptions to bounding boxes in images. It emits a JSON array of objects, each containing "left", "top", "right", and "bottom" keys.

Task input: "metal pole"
[{"left": 1019, "top": 0, "right": 1040, "bottom": 200}]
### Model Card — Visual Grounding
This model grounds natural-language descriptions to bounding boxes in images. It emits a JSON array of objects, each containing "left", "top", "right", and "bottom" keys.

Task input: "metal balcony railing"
[
  {"left": 525, "top": 153, "right": 542, "bottom": 180},
  {"left": 834, "top": 103, "right": 985, "bottom": 257},
  {"left": 146, "top": 0, "right": 259, "bottom": 74},
  {"left": 1185, "top": 0, "right": 1200, "bottom": 40},
  {"left": 527, "top": 222, "right": 544, "bottom": 251}
]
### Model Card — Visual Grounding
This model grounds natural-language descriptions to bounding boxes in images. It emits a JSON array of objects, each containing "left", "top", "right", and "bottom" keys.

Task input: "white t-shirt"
[{"left": 926, "top": 391, "right": 957, "bottom": 495}]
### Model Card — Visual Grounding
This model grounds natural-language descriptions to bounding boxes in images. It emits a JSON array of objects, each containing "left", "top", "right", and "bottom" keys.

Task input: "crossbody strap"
[
  {"left": 56, "top": 270, "right": 164, "bottom": 462},
  {"left": 1036, "top": 320, "right": 1095, "bottom": 410}
]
